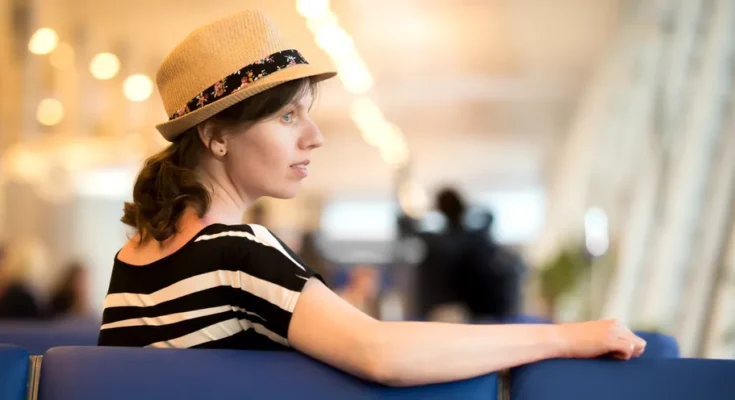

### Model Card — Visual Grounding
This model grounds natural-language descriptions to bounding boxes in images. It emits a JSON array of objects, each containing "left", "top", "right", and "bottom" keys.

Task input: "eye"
[{"left": 281, "top": 112, "right": 294, "bottom": 123}]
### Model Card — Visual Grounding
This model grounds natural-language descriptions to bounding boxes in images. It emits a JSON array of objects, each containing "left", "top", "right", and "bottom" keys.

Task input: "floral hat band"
[{"left": 168, "top": 49, "right": 308, "bottom": 121}]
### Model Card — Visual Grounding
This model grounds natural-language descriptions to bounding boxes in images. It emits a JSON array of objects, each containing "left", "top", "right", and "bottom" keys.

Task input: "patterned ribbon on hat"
[{"left": 169, "top": 49, "right": 308, "bottom": 121}]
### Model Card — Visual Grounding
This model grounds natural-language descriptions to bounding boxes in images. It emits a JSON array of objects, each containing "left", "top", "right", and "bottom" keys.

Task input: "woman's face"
[{"left": 222, "top": 91, "right": 323, "bottom": 200}]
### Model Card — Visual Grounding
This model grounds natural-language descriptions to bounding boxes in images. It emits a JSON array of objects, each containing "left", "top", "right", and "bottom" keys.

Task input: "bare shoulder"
[
  {"left": 116, "top": 237, "right": 150, "bottom": 266},
  {"left": 116, "top": 235, "right": 167, "bottom": 266},
  {"left": 117, "top": 223, "right": 205, "bottom": 266}
]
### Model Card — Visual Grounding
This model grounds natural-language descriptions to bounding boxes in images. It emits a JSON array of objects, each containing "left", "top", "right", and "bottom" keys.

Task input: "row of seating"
[
  {"left": 1, "top": 317, "right": 732, "bottom": 399},
  {"left": 2, "top": 344, "right": 735, "bottom": 400},
  {"left": 2, "top": 344, "right": 495, "bottom": 399},
  {"left": 0, "top": 319, "right": 681, "bottom": 365},
  {"left": 0, "top": 318, "right": 100, "bottom": 355}
]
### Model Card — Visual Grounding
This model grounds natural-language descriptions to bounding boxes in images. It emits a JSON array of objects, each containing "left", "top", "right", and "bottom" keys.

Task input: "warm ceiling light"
[
  {"left": 337, "top": 56, "right": 373, "bottom": 94},
  {"left": 36, "top": 98, "right": 64, "bottom": 126},
  {"left": 314, "top": 25, "right": 355, "bottom": 59},
  {"left": 380, "top": 133, "right": 410, "bottom": 168},
  {"left": 350, "top": 97, "right": 395, "bottom": 147},
  {"left": 28, "top": 28, "right": 59, "bottom": 55},
  {"left": 398, "top": 179, "right": 429, "bottom": 218},
  {"left": 123, "top": 74, "right": 154, "bottom": 102},
  {"left": 90, "top": 53, "right": 120, "bottom": 80},
  {"left": 297, "top": 0, "right": 330, "bottom": 19}
]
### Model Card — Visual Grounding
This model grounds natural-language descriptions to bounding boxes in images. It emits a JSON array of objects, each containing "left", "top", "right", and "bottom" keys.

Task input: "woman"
[{"left": 98, "top": 10, "right": 646, "bottom": 387}]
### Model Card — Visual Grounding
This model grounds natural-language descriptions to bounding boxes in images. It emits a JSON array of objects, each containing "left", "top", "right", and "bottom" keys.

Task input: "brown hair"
[{"left": 122, "top": 78, "right": 315, "bottom": 243}]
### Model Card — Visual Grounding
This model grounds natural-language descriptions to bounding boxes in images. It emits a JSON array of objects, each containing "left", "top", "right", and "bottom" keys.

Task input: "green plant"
[{"left": 538, "top": 244, "right": 589, "bottom": 312}]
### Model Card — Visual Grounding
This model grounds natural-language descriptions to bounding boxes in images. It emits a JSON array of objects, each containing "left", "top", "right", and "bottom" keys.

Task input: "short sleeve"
[{"left": 231, "top": 224, "right": 323, "bottom": 346}]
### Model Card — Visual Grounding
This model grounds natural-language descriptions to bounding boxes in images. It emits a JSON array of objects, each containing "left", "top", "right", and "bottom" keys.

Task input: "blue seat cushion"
[
  {"left": 511, "top": 358, "right": 735, "bottom": 400},
  {"left": 0, "top": 344, "right": 29, "bottom": 400},
  {"left": 39, "top": 346, "right": 497, "bottom": 400}
]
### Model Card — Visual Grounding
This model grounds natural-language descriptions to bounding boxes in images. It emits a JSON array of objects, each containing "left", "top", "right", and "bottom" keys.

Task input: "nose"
[{"left": 300, "top": 119, "right": 324, "bottom": 150}]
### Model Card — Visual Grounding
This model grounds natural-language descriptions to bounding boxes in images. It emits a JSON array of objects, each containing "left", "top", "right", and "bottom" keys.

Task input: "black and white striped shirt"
[{"left": 98, "top": 224, "right": 321, "bottom": 350}]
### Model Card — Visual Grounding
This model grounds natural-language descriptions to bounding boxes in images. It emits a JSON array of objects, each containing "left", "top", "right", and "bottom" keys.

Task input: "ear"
[{"left": 197, "top": 121, "right": 228, "bottom": 156}]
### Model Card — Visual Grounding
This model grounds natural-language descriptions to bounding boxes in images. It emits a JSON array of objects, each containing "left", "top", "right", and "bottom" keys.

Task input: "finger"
[
  {"left": 623, "top": 333, "right": 646, "bottom": 358},
  {"left": 634, "top": 340, "right": 646, "bottom": 357},
  {"left": 611, "top": 339, "right": 635, "bottom": 360},
  {"left": 611, "top": 350, "right": 631, "bottom": 360}
]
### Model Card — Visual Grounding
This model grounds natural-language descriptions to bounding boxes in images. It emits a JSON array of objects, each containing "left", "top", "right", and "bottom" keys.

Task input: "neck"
[
  {"left": 197, "top": 167, "right": 257, "bottom": 226},
  {"left": 203, "top": 200, "right": 249, "bottom": 225}
]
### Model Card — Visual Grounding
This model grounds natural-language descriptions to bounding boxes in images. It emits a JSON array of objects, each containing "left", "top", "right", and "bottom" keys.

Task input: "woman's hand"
[{"left": 556, "top": 319, "right": 647, "bottom": 360}]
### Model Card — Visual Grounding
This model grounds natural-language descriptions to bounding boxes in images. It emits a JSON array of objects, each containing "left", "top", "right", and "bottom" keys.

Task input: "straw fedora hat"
[{"left": 155, "top": 9, "right": 337, "bottom": 141}]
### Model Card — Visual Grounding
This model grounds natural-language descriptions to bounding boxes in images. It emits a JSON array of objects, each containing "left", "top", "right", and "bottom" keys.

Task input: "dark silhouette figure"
[{"left": 412, "top": 188, "right": 526, "bottom": 322}]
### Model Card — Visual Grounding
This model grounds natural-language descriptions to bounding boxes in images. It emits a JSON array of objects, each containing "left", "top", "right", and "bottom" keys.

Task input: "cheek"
[
  {"left": 229, "top": 151, "right": 273, "bottom": 184},
  {"left": 253, "top": 137, "right": 291, "bottom": 173},
  {"left": 228, "top": 132, "right": 292, "bottom": 185}
]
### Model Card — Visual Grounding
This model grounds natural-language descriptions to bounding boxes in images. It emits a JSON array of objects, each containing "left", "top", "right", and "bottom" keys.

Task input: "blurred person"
[
  {"left": 0, "top": 241, "right": 46, "bottom": 319},
  {"left": 412, "top": 188, "right": 526, "bottom": 322},
  {"left": 408, "top": 188, "right": 468, "bottom": 320},
  {"left": 98, "top": 10, "right": 645, "bottom": 387},
  {"left": 297, "top": 230, "right": 331, "bottom": 283},
  {"left": 48, "top": 260, "right": 90, "bottom": 319},
  {"left": 460, "top": 208, "right": 528, "bottom": 321},
  {"left": 335, "top": 264, "right": 381, "bottom": 316}
]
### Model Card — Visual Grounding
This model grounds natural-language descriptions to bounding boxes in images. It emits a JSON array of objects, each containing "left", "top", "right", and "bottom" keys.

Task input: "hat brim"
[{"left": 155, "top": 64, "right": 337, "bottom": 141}]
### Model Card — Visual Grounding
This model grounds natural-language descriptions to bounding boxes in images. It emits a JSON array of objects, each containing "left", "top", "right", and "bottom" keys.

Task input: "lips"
[
  {"left": 290, "top": 160, "right": 310, "bottom": 177},
  {"left": 290, "top": 160, "right": 310, "bottom": 168}
]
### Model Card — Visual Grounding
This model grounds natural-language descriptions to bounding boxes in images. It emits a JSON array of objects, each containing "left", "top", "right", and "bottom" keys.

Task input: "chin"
[{"left": 268, "top": 185, "right": 301, "bottom": 199}]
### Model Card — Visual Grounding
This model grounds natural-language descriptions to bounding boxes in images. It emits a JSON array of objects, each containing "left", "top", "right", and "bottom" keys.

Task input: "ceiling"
[{"left": 12, "top": 0, "right": 622, "bottom": 194}]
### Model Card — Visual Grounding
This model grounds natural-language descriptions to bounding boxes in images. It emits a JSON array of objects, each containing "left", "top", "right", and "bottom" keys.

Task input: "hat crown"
[{"left": 156, "top": 10, "right": 292, "bottom": 116}]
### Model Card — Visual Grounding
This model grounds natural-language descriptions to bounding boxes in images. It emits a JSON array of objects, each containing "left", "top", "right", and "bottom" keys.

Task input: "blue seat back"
[
  {"left": 0, "top": 319, "right": 99, "bottom": 354},
  {"left": 38, "top": 346, "right": 497, "bottom": 400},
  {"left": 511, "top": 358, "right": 735, "bottom": 400},
  {"left": 0, "top": 344, "right": 29, "bottom": 400},
  {"left": 634, "top": 331, "right": 680, "bottom": 358}
]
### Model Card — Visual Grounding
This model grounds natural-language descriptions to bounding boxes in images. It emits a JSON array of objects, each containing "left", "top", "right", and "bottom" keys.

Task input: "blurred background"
[{"left": 0, "top": 0, "right": 733, "bottom": 359}]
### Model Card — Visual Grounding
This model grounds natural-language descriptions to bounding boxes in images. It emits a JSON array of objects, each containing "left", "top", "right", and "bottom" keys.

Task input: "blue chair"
[
  {"left": 634, "top": 331, "right": 680, "bottom": 358},
  {"left": 0, "top": 319, "right": 99, "bottom": 354},
  {"left": 38, "top": 346, "right": 498, "bottom": 400},
  {"left": 511, "top": 358, "right": 735, "bottom": 400},
  {"left": 0, "top": 344, "right": 29, "bottom": 400}
]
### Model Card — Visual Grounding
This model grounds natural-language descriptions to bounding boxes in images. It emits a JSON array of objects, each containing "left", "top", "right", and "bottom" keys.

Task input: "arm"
[{"left": 289, "top": 278, "right": 646, "bottom": 387}]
